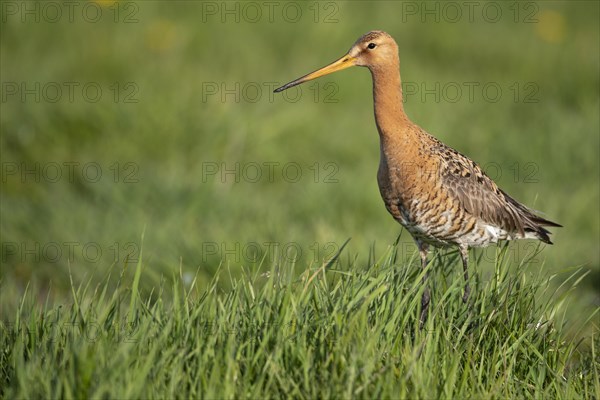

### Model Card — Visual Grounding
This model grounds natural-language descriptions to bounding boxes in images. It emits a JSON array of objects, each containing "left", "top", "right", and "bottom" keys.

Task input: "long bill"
[{"left": 273, "top": 54, "right": 356, "bottom": 93}]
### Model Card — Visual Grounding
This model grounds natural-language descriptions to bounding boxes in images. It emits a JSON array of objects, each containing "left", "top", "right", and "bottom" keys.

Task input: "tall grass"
[{"left": 2, "top": 242, "right": 598, "bottom": 398}]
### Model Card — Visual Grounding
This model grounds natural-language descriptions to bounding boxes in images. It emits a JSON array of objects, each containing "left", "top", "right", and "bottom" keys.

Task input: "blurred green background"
[{"left": 1, "top": 1, "right": 598, "bottom": 315}]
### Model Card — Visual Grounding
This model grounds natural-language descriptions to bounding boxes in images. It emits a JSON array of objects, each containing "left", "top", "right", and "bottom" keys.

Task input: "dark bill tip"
[{"left": 273, "top": 80, "right": 302, "bottom": 93}]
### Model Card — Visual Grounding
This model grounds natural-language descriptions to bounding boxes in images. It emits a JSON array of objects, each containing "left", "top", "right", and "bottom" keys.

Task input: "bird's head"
[{"left": 274, "top": 30, "right": 398, "bottom": 93}]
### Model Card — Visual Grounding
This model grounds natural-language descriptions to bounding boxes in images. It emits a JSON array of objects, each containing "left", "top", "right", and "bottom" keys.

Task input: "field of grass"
[
  {"left": 2, "top": 243, "right": 599, "bottom": 398},
  {"left": 1, "top": 0, "right": 599, "bottom": 397}
]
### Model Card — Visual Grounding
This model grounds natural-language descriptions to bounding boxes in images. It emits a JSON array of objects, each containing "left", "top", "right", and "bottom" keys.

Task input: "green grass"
[
  {"left": 1, "top": 242, "right": 598, "bottom": 398},
  {"left": 1, "top": 1, "right": 599, "bottom": 397}
]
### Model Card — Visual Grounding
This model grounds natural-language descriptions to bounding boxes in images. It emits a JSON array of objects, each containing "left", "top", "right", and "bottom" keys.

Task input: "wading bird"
[{"left": 273, "top": 31, "right": 560, "bottom": 323}]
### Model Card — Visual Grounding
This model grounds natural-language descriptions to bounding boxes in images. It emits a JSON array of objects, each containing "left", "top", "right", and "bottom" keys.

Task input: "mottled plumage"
[{"left": 274, "top": 30, "right": 560, "bottom": 323}]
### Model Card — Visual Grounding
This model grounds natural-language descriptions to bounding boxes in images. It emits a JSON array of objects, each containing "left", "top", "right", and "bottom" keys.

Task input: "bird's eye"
[{"left": 367, "top": 43, "right": 376, "bottom": 49}]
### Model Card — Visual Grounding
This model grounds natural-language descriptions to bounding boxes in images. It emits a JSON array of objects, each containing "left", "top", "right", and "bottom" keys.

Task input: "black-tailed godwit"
[{"left": 274, "top": 30, "right": 561, "bottom": 323}]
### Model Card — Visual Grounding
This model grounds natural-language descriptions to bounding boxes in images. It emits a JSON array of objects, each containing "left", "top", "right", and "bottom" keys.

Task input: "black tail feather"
[{"left": 501, "top": 189, "right": 561, "bottom": 244}]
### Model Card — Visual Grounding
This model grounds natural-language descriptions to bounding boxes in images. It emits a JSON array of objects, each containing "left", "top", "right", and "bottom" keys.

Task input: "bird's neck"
[{"left": 369, "top": 63, "right": 411, "bottom": 145}]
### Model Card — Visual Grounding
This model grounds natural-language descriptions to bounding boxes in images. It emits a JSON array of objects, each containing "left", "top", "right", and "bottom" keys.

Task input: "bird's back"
[{"left": 377, "top": 124, "right": 561, "bottom": 249}]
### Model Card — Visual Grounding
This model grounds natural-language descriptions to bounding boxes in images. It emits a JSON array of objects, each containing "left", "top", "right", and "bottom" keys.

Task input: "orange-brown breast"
[{"left": 377, "top": 123, "right": 492, "bottom": 247}]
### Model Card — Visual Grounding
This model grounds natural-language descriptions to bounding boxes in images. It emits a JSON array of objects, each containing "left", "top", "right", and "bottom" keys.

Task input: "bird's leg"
[
  {"left": 459, "top": 246, "right": 470, "bottom": 303},
  {"left": 418, "top": 243, "right": 430, "bottom": 327}
]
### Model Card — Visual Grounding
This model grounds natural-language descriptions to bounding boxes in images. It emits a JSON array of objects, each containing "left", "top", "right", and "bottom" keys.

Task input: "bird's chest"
[
  {"left": 377, "top": 157, "right": 432, "bottom": 224},
  {"left": 377, "top": 153, "right": 454, "bottom": 242}
]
